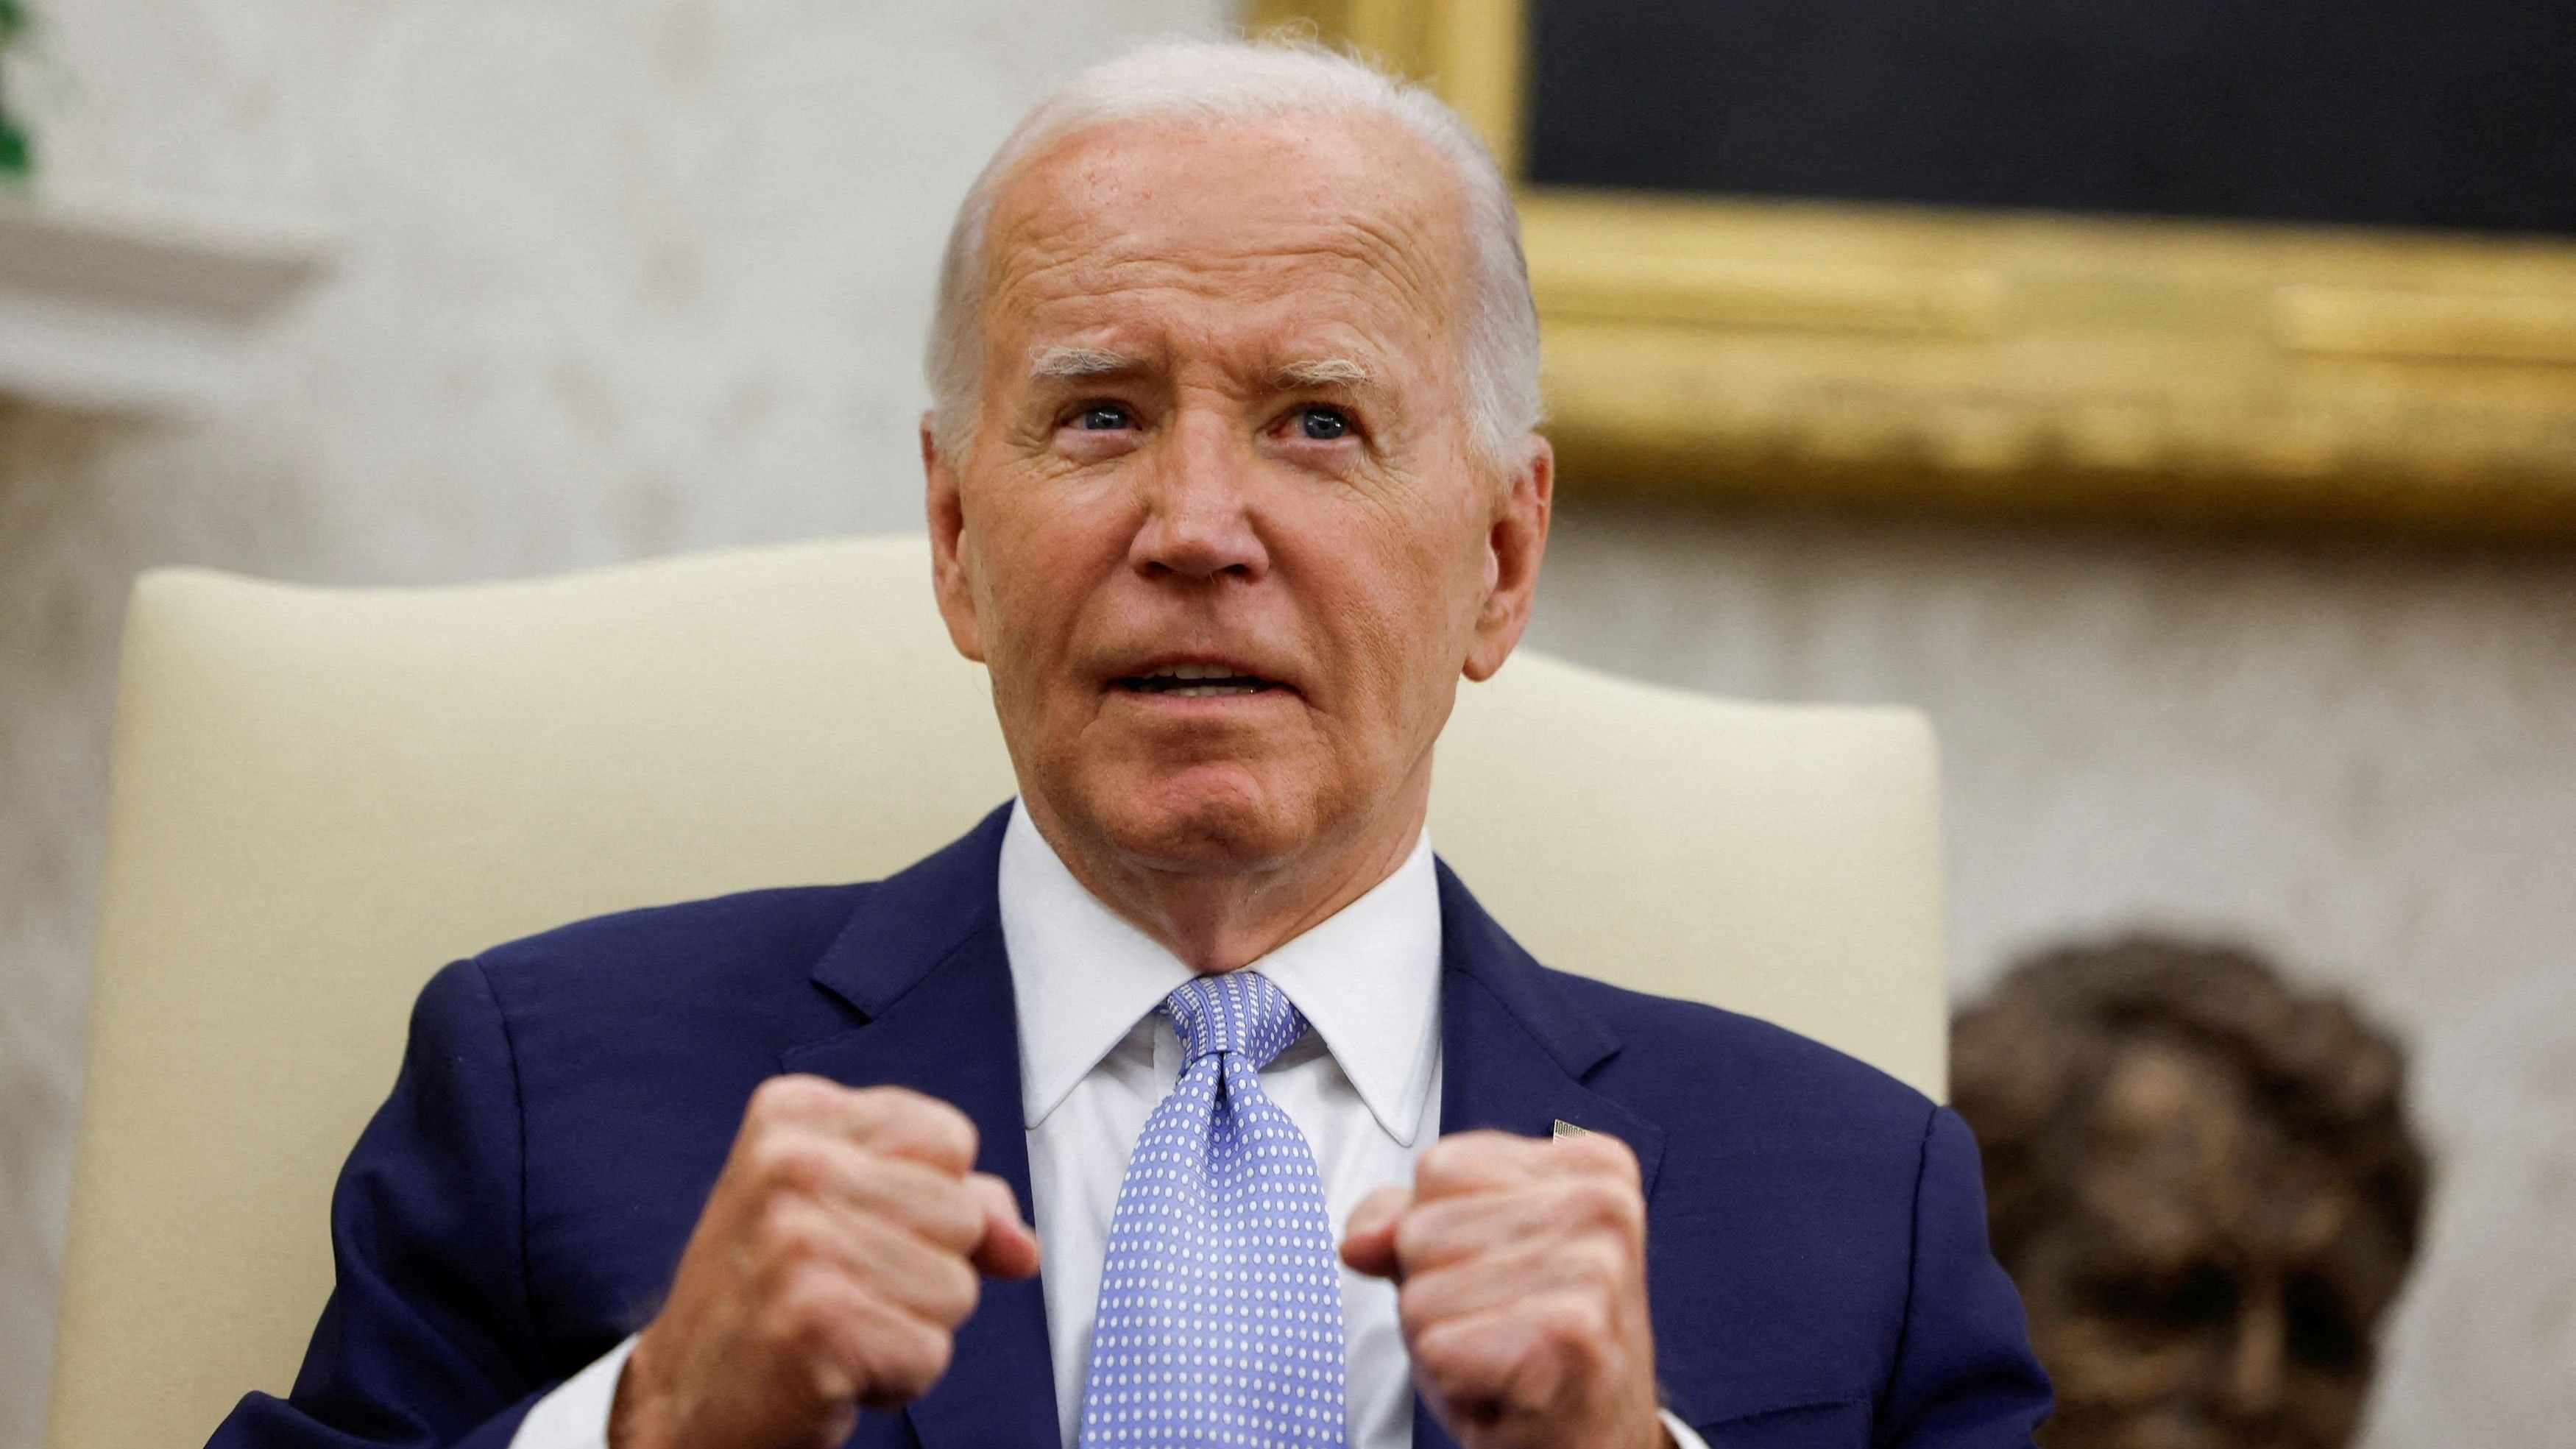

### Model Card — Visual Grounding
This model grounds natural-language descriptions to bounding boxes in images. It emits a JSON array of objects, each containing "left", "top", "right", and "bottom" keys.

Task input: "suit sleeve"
[
  {"left": 207, "top": 959, "right": 551, "bottom": 1449},
  {"left": 1874, "top": 1107, "right": 2053, "bottom": 1448}
]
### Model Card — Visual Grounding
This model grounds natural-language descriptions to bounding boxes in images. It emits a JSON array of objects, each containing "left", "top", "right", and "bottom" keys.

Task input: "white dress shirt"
[
  {"left": 1001, "top": 800, "right": 1444, "bottom": 1448},
  {"left": 512, "top": 800, "right": 1705, "bottom": 1449}
]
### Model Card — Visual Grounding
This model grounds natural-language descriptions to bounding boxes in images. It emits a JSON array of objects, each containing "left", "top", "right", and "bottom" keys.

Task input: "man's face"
[
  {"left": 925, "top": 112, "right": 1548, "bottom": 884},
  {"left": 2016, "top": 1045, "right": 2409, "bottom": 1449}
]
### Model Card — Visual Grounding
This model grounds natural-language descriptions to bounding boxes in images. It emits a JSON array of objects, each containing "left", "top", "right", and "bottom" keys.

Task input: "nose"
[{"left": 1129, "top": 406, "right": 1269, "bottom": 584}]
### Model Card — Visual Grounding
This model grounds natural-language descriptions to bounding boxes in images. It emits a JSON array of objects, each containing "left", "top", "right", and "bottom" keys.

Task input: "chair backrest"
[{"left": 47, "top": 534, "right": 1945, "bottom": 1449}]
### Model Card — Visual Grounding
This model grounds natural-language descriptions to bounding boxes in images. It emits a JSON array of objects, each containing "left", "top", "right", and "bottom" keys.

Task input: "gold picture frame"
[{"left": 1251, "top": 0, "right": 2576, "bottom": 539}]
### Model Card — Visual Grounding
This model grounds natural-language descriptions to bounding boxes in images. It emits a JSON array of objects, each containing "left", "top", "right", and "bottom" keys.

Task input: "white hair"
[{"left": 923, "top": 38, "right": 1544, "bottom": 468}]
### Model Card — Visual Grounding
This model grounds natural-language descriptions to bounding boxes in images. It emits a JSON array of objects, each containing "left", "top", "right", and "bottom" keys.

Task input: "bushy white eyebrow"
[
  {"left": 1027, "top": 346, "right": 1138, "bottom": 382},
  {"left": 1027, "top": 349, "right": 1376, "bottom": 393},
  {"left": 1272, "top": 358, "right": 1376, "bottom": 390}
]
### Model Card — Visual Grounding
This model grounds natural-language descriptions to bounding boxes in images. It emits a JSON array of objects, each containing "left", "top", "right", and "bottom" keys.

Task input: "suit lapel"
[
  {"left": 1413, "top": 862, "right": 1673, "bottom": 1447},
  {"left": 1431, "top": 860, "right": 1667, "bottom": 1191},
  {"left": 781, "top": 807, "right": 1060, "bottom": 1449}
]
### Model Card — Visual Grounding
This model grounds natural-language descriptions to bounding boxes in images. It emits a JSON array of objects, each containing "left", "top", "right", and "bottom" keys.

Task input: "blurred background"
[{"left": 3, "top": 2, "right": 2572, "bottom": 1446}]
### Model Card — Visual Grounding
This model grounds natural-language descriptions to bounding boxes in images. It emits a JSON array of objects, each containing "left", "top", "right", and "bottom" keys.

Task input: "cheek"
[
  {"left": 970, "top": 474, "right": 1133, "bottom": 655},
  {"left": 1307, "top": 531, "right": 1449, "bottom": 673},
  {"left": 1314, "top": 552, "right": 1475, "bottom": 776},
  {"left": 1334, "top": 461, "right": 1488, "bottom": 599}
]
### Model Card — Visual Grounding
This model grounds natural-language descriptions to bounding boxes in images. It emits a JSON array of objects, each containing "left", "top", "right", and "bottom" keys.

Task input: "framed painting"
[{"left": 1248, "top": 0, "right": 2576, "bottom": 539}]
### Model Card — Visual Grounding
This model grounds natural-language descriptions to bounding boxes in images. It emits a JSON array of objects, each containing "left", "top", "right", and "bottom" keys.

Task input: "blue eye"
[
  {"left": 1298, "top": 406, "right": 1351, "bottom": 441},
  {"left": 1078, "top": 403, "right": 1133, "bottom": 431}
]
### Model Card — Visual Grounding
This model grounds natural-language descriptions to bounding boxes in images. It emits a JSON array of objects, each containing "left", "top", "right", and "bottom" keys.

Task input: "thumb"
[
  {"left": 1338, "top": 1185, "right": 1412, "bottom": 1280},
  {"left": 965, "top": 1172, "right": 1041, "bottom": 1279}
]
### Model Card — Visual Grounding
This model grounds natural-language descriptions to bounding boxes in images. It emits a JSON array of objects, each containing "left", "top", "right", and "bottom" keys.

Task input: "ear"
[
  {"left": 1462, "top": 434, "right": 1554, "bottom": 683},
  {"left": 922, "top": 414, "right": 988, "bottom": 663}
]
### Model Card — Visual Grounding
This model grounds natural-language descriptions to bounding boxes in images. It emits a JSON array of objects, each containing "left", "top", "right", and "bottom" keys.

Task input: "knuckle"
[
  {"left": 1564, "top": 1175, "right": 1641, "bottom": 1233},
  {"left": 785, "top": 1290, "right": 840, "bottom": 1345},
  {"left": 869, "top": 1091, "right": 980, "bottom": 1164},
  {"left": 1390, "top": 1203, "right": 1446, "bottom": 1268},
  {"left": 769, "top": 1278, "right": 852, "bottom": 1355},
  {"left": 922, "top": 1178, "right": 986, "bottom": 1247},
  {"left": 1603, "top": 1134, "right": 1641, "bottom": 1177},
  {"left": 749, "top": 1136, "right": 834, "bottom": 1196},
  {"left": 917, "top": 1327, "right": 957, "bottom": 1385},
  {"left": 1409, "top": 1319, "right": 1488, "bottom": 1397},
  {"left": 922, "top": 1100, "right": 982, "bottom": 1161},
  {"left": 1574, "top": 1235, "right": 1628, "bottom": 1286},
  {"left": 802, "top": 1356, "right": 854, "bottom": 1412},
  {"left": 757, "top": 1205, "right": 828, "bottom": 1264},
  {"left": 851, "top": 1085, "right": 928, "bottom": 1123},
  {"left": 1535, "top": 1292, "right": 1610, "bottom": 1348},
  {"left": 877, "top": 1323, "right": 954, "bottom": 1399},
  {"left": 1406, "top": 1314, "right": 1460, "bottom": 1369},
  {"left": 1418, "top": 1134, "right": 1490, "bottom": 1185},
  {"left": 930, "top": 1254, "right": 982, "bottom": 1325},
  {"left": 1570, "top": 1131, "right": 1639, "bottom": 1175},
  {"left": 751, "top": 1074, "right": 829, "bottom": 1121},
  {"left": 1394, "top": 1277, "right": 1436, "bottom": 1332}
]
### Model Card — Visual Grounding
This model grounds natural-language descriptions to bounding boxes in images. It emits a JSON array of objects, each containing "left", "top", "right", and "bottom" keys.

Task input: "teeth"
[{"left": 1123, "top": 662, "right": 1275, "bottom": 696}]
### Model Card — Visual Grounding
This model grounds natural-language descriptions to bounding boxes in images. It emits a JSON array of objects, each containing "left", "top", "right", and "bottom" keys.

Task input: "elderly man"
[{"left": 209, "top": 38, "right": 2046, "bottom": 1449}]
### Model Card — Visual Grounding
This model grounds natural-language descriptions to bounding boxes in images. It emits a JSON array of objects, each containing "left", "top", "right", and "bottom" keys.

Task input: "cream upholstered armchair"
[{"left": 46, "top": 534, "right": 1947, "bottom": 1449}]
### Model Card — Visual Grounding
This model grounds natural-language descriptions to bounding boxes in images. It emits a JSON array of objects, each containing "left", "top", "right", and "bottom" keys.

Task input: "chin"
[{"left": 1083, "top": 760, "right": 1322, "bottom": 876}]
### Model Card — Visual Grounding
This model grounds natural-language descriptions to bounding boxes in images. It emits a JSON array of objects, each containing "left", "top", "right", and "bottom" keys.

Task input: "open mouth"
[{"left": 1113, "top": 663, "right": 1290, "bottom": 698}]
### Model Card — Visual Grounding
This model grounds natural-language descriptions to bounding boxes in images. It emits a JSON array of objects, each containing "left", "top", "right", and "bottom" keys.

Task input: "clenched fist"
[
  {"left": 609, "top": 1077, "right": 1041, "bottom": 1449},
  {"left": 1341, "top": 1130, "right": 1671, "bottom": 1449}
]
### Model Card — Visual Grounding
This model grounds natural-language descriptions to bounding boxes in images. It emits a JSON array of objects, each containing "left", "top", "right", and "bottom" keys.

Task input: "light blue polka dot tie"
[{"left": 1079, "top": 969, "right": 1348, "bottom": 1448}]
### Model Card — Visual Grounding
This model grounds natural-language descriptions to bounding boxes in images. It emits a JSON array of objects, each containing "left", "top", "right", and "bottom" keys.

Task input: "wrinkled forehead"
[{"left": 976, "top": 110, "right": 1475, "bottom": 371}]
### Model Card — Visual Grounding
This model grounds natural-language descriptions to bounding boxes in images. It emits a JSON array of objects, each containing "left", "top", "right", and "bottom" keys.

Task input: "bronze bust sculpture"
[{"left": 1952, "top": 939, "right": 2429, "bottom": 1449}]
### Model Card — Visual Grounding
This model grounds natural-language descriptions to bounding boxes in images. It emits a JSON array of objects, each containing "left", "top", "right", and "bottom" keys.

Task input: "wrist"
[
  {"left": 1649, "top": 1400, "right": 1703, "bottom": 1449},
  {"left": 606, "top": 1331, "right": 673, "bottom": 1449},
  {"left": 1636, "top": 1387, "right": 1680, "bottom": 1449}
]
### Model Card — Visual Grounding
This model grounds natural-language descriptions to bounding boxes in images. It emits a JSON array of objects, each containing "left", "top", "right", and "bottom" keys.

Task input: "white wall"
[{"left": 3, "top": 2, "right": 2571, "bottom": 1445}]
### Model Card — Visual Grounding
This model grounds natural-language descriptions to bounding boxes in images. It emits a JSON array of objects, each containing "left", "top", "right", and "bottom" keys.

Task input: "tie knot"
[{"left": 1161, "top": 970, "right": 1306, "bottom": 1069}]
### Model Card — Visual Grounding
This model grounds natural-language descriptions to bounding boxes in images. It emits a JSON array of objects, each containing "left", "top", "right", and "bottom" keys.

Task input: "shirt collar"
[{"left": 997, "top": 798, "right": 1443, "bottom": 1144}]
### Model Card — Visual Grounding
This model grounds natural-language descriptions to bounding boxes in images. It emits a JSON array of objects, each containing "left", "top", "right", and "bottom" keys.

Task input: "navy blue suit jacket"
[{"left": 211, "top": 806, "right": 2048, "bottom": 1449}]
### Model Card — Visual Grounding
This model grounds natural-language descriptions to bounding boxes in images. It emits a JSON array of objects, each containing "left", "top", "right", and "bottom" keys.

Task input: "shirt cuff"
[
  {"left": 1660, "top": 1406, "right": 1711, "bottom": 1449},
  {"left": 507, "top": 1333, "right": 640, "bottom": 1449}
]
